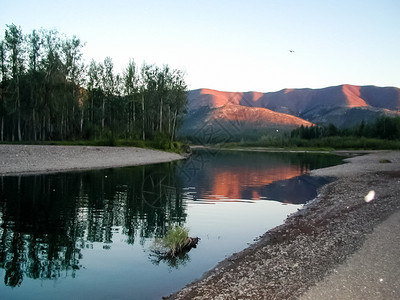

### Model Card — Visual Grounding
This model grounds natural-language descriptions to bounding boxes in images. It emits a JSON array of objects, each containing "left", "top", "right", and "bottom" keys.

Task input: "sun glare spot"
[{"left": 364, "top": 190, "right": 375, "bottom": 203}]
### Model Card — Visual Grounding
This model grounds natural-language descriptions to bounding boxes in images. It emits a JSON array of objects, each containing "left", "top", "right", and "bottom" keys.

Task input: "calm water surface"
[{"left": 0, "top": 150, "right": 342, "bottom": 299}]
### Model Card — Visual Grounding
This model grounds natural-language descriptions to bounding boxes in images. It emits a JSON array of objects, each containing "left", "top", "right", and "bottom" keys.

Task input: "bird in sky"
[{"left": 289, "top": 50, "right": 295, "bottom": 53}]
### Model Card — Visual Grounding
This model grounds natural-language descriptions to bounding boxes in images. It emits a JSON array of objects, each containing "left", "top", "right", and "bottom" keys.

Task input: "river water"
[{"left": 0, "top": 150, "right": 342, "bottom": 299}]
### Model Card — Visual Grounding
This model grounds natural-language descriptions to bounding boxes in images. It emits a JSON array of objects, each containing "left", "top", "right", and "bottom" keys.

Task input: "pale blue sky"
[{"left": 1, "top": 0, "right": 399, "bottom": 92}]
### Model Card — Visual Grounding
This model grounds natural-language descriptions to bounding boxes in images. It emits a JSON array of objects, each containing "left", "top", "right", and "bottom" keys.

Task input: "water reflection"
[
  {"left": 0, "top": 150, "right": 342, "bottom": 297},
  {"left": 0, "top": 163, "right": 186, "bottom": 286},
  {"left": 178, "top": 150, "right": 340, "bottom": 203},
  {"left": 149, "top": 247, "right": 191, "bottom": 269},
  {"left": 261, "top": 174, "right": 333, "bottom": 204}
]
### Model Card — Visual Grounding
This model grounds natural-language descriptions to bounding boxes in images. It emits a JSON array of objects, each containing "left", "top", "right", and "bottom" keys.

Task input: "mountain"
[{"left": 180, "top": 85, "right": 400, "bottom": 141}]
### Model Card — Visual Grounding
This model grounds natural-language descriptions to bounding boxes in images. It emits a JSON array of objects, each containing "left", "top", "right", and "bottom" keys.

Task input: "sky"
[{"left": 1, "top": 0, "right": 399, "bottom": 92}]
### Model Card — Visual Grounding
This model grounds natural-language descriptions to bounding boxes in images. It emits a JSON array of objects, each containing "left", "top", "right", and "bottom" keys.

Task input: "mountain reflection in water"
[
  {"left": 179, "top": 150, "right": 338, "bottom": 204},
  {"left": 0, "top": 150, "right": 342, "bottom": 299}
]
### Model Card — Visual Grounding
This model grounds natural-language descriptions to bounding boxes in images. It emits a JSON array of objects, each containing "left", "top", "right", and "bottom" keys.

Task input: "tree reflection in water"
[
  {"left": 0, "top": 162, "right": 186, "bottom": 286},
  {"left": 149, "top": 250, "right": 191, "bottom": 270},
  {"left": 0, "top": 151, "right": 344, "bottom": 294}
]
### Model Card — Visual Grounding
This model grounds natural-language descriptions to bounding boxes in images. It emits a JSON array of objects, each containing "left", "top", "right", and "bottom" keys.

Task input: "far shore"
[
  {"left": 190, "top": 144, "right": 389, "bottom": 155},
  {"left": 0, "top": 144, "right": 184, "bottom": 176}
]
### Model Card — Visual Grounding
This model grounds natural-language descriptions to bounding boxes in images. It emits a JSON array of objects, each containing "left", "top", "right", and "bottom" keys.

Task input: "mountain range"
[{"left": 180, "top": 84, "right": 400, "bottom": 141}]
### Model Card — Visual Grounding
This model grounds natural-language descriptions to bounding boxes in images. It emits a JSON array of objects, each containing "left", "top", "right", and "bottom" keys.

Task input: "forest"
[
  {"left": 229, "top": 116, "right": 400, "bottom": 150},
  {"left": 0, "top": 24, "right": 187, "bottom": 147},
  {"left": 290, "top": 116, "right": 400, "bottom": 141}
]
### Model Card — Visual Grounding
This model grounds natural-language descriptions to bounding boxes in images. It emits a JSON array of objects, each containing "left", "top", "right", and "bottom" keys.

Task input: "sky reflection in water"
[{"left": 0, "top": 150, "right": 342, "bottom": 299}]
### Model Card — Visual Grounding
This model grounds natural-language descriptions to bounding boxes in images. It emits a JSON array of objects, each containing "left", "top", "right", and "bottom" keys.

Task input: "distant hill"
[{"left": 180, "top": 85, "right": 400, "bottom": 141}]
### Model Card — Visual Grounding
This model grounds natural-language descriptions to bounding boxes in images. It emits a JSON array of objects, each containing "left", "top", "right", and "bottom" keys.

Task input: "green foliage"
[
  {"left": 0, "top": 25, "right": 187, "bottom": 145},
  {"left": 216, "top": 116, "right": 400, "bottom": 150},
  {"left": 163, "top": 226, "right": 190, "bottom": 256},
  {"left": 97, "top": 130, "right": 117, "bottom": 146},
  {"left": 153, "top": 225, "right": 190, "bottom": 258},
  {"left": 228, "top": 116, "right": 400, "bottom": 150},
  {"left": 291, "top": 116, "right": 400, "bottom": 142},
  {"left": 291, "top": 136, "right": 400, "bottom": 150}
]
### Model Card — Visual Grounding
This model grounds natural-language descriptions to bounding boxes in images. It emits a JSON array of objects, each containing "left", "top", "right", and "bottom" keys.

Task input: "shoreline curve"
[
  {"left": 0, "top": 144, "right": 184, "bottom": 176},
  {"left": 167, "top": 150, "right": 400, "bottom": 299}
]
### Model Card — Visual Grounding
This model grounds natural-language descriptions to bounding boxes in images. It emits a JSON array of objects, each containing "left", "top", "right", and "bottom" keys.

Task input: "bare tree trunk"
[
  {"left": 168, "top": 105, "right": 171, "bottom": 135},
  {"left": 142, "top": 94, "right": 145, "bottom": 141},
  {"left": 80, "top": 109, "right": 84, "bottom": 134},
  {"left": 17, "top": 112, "right": 21, "bottom": 141},
  {"left": 31, "top": 86, "right": 37, "bottom": 141},
  {"left": 171, "top": 109, "right": 178, "bottom": 141},
  {"left": 17, "top": 78, "right": 21, "bottom": 141},
  {"left": 133, "top": 100, "right": 136, "bottom": 133},
  {"left": 48, "top": 115, "right": 51, "bottom": 140},
  {"left": 91, "top": 96, "right": 94, "bottom": 123},
  {"left": 1, "top": 116, "right": 3, "bottom": 141},
  {"left": 42, "top": 116, "right": 46, "bottom": 141},
  {"left": 32, "top": 108, "right": 37, "bottom": 141},
  {"left": 60, "top": 111, "right": 64, "bottom": 140},
  {"left": 102, "top": 98, "right": 105, "bottom": 129},
  {"left": 159, "top": 97, "right": 163, "bottom": 133}
]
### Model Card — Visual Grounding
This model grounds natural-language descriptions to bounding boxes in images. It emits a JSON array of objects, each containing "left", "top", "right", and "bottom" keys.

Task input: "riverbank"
[
  {"left": 0, "top": 144, "right": 184, "bottom": 176},
  {"left": 167, "top": 150, "right": 400, "bottom": 299}
]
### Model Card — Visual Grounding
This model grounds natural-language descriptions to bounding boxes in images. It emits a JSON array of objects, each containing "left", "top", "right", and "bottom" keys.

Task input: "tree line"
[
  {"left": 0, "top": 24, "right": 187, "bottom": 143},
  {"left": 291, "top": 116, "right": 400, "bottom": 140},
  {"left": 218, "top": 116, "right": 400, "bottom": 150}
]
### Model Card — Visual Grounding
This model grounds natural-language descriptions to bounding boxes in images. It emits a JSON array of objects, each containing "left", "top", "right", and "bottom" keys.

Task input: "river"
[{"left": 0, "top": 149, "right": 342, "bottom": 299}]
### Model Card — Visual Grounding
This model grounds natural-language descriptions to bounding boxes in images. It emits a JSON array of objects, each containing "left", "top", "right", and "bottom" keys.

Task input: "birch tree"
[
  {"left": 4, "top": 24, "right": 24, "bottom": 141},
  {"left": 123, "top": 59, "right": 138, "bottom": 136},
  {"left": 27, "top": 29, "right": 42, "bottom": 140},
  {"left": 0, "top": 39, "right": 7, "bottom": 141},
  {"left": 0, "top": 24, "right": 188, "bottom": 145}
]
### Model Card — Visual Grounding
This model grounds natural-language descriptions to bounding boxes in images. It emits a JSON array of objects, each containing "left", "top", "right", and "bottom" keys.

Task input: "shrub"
[
  {"left": 163, "top": 226, "right": 190, "bottom": 257},
  {"left": 152, "top": 225, "right": 199, "bottom": 258}
]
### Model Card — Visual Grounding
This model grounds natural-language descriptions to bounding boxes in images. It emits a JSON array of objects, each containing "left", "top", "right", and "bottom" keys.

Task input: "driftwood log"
[{"left": 169, "top": 237, "right": 200, "bottom": 258}]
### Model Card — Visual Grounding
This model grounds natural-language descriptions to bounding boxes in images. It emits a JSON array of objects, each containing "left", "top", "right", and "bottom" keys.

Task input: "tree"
[
  {"left": 0, "top": 24, "right": 188, "bottom": 145},
  {"left": 0, "top": 39, "right": 7, "bottom": 141},
  {"left": 4, "top": 24, "right": 24, "bottom": 141},
  {"left": 139, "top": 63, "right": 155, "bottom": 140},
  {"left": 168, "top": 69, "right": 187, "bottom": 141},
  {"left": 123, "top": 59, "right": 139, "bottom": 136},
  {"left": 375, "top": 116, "right": 400, "bottom": 140},
  {"left": 26, "top": 29, "right": 42, "bottom": 140},
  {"left": 326, "top": 124, "right": 338, "bottom": 137},
  {"left": 62, "top": 35, "right": 85, "bottom": 138},
  {"left": 138, "top": 63, "right": 187, "bottom": 141},
  {"left": 41, "top": 29, "right": 64, "bottom": 140}
]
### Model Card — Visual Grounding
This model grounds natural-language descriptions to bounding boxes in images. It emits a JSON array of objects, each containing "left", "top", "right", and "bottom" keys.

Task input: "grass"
[
  {"left": 153, "top": 226, "right": 190, "bottom": 258},
  {"left": 163, "top": 226, "right": 190, "bottom": 257}
]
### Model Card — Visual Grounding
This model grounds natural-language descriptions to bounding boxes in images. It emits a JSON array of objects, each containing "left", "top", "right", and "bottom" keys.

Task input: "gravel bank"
[
  {"left": 0, "top": 144, "right": 184, "bottom": 176},
  {"left": 301, "top": 209, "right": 400, "bottom": 300},
  {"left": 167, "top": 151, "right": 400, "bottom": 299}
]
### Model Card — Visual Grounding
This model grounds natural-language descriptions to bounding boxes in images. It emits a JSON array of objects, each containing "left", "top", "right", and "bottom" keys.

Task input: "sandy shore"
[
  {"left": 168, "top": 150, "right": 400, "bottom": 299},
  {"left": 0, "top": 144, "right": 184, "bottom": 176}
]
